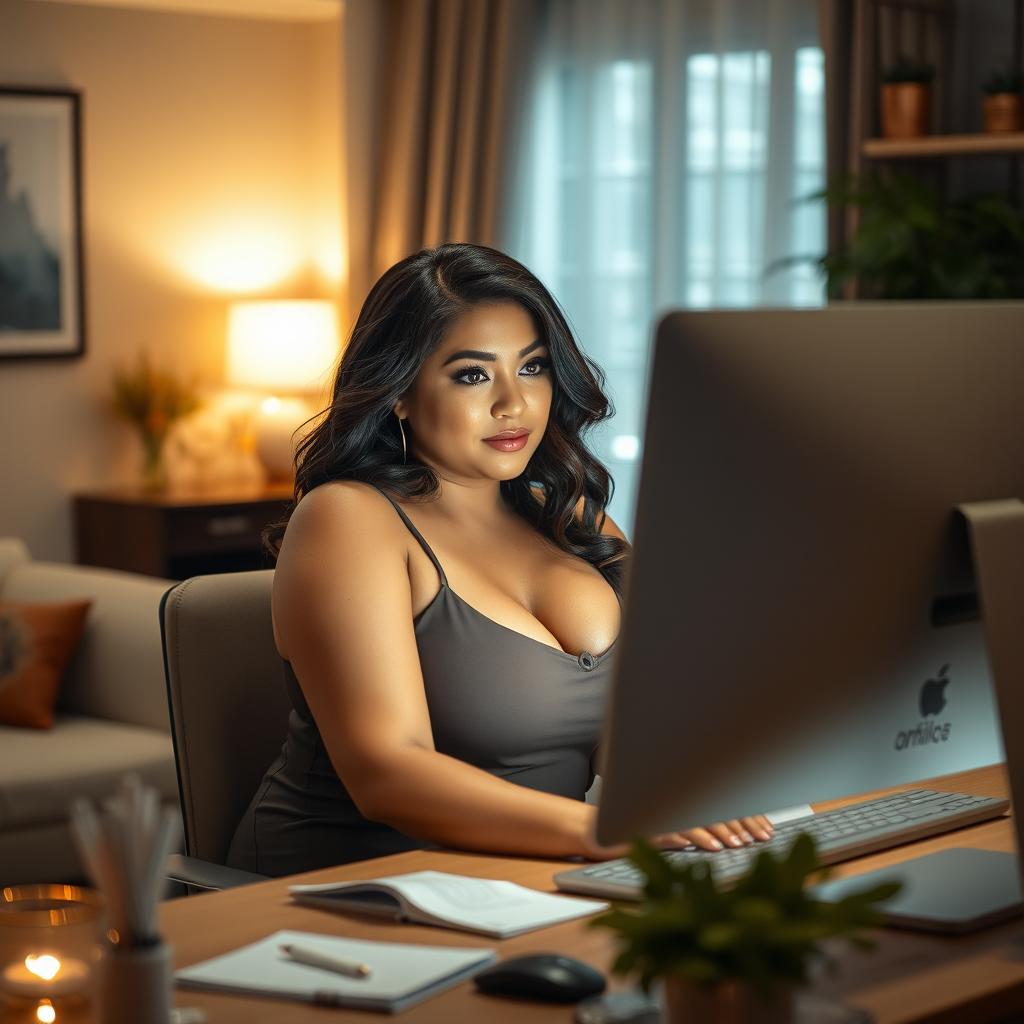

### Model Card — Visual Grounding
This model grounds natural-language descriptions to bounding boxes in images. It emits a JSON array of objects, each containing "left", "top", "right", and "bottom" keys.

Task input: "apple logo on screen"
[{"left": 919, "top": 664, "right": 950, "bottom": 717}]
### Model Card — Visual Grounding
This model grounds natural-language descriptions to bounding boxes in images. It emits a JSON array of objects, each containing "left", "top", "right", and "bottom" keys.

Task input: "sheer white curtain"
[{"left": 504, "top": 0, "right": 826, "bottom": 533}]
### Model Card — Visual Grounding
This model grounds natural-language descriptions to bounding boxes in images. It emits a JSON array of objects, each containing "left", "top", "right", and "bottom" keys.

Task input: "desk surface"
[{"left": 158, "top": 764, "right": 1020, "bottom": 1024}]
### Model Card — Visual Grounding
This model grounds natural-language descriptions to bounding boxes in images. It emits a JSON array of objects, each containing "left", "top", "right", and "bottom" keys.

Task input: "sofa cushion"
[
  {"left": 0, "top": 540, "right": 29, "bottom": 588},
  {"left": 0, "top": 562, "right": 171, "bottom": 732},
  {"left": 0, "top": 599, "right": 92, "bottom": 729},
  {"left": 0, "top": 715, "right": 177, "bottom": 830}
]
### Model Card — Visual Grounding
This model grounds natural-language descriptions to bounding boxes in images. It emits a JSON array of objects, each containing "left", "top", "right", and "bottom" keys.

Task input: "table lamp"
[{"left": 226, "top": 300, "right": 340, "bottom": 480}]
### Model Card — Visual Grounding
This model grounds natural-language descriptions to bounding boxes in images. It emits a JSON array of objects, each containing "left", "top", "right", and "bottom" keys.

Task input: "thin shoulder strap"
[{"left": 367, "top": 483, "right": 449, "bottom": 588}]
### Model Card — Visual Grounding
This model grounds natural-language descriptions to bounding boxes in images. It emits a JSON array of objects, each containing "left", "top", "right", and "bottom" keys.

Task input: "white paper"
[
  {"left": 176, "top": 929, "right": 495, "bottom": 1012},
  {"left": 290, "top": 870, "right": 608, "bottom": 938},
  {"left": 765, "top": 804, "right": 815, "bottom": 825}
]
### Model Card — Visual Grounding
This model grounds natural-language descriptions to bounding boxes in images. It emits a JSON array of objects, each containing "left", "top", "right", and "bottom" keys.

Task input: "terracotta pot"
[
  {"left": 881, "top": 82, "right": 931, "bottom": 139},
  {"left": 983, "top": 93, "right": 1022, "bottom": 133},
  {"left": 662, "top": 977, "right": 795, "bottom": 1024}
]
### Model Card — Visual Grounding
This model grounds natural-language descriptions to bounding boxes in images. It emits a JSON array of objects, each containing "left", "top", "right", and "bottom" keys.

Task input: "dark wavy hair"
[{"left": 265, "top": 242, "right": 629, "bottom": 591}]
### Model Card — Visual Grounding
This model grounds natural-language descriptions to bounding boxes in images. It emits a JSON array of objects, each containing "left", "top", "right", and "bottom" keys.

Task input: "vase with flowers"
[{"left": 111, "top": 352, "right": 199, "bottom": 488}]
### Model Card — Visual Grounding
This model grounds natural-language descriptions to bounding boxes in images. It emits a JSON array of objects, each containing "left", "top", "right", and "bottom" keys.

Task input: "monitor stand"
[
  {"left": 826, "top": 500, "right": 1024, "bottom": 934},
  {"left": 961, "top": 498, "right": 1024, "bottom": 860}
]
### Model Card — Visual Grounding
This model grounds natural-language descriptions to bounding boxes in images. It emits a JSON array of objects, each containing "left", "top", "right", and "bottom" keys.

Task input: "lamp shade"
[{"left": 226, "top": 300, "right": 339, "bottom": 393}]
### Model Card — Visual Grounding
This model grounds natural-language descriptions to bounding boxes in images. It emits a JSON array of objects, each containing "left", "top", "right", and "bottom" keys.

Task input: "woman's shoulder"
[
  {"left": 292, "top": 478, "right": 399, "bottom": 519},
  {"left": 281, "top": 480, "right": 408, "bottom": 557},
  {"left": 271, "top": 481, "right": 415, "bottom": 659}
]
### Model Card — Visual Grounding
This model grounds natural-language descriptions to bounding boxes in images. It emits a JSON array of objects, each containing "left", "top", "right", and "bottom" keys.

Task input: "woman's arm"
[{"left": 273, "top": 481, "right": 597, "bottom": 859}]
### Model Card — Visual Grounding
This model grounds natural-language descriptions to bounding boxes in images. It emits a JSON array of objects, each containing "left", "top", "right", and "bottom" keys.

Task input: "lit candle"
[{"left": 1, "top": 954, "right": 90, "bottom": 999}]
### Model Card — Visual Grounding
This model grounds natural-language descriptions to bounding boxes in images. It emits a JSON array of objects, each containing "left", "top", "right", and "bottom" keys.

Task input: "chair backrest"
[{"left": 160, "top": 570, "right": 291, "bottom": 864}]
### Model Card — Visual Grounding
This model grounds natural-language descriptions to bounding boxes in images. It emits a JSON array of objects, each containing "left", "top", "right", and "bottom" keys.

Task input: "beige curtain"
[{"left": 344, "top": 0, "right": 538, "bottom": 313}]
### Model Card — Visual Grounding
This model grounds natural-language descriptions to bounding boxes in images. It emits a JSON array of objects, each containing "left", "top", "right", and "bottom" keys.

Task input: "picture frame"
[{"left": 0, "top": 86, "right": 85, "bottom": 360}]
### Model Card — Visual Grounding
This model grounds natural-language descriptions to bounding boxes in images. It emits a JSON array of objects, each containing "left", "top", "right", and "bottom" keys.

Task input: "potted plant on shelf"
[
  {"left": 591, "top": 834, "right": 899, "bottom": 1024},
  {"left": 982, "top": 68, "right": 1023, "bottom": 133},
  {"left": 881, "top": 57, "right": 934, "bottom": 138}
]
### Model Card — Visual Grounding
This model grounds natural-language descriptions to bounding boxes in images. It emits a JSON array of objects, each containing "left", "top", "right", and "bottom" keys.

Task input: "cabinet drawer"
[{"left": 165, "top": 501, "right": 285, "bottom": 556}]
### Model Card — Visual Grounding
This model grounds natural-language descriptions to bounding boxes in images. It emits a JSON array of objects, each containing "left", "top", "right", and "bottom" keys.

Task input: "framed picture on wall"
[{"left": 0, "top": 87, "right": 85, "bottom": 359}]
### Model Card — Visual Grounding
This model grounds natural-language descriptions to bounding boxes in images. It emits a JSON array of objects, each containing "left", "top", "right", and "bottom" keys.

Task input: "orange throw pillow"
[{"left": 0, "top": 599, "right": 92, "bottom": 729}]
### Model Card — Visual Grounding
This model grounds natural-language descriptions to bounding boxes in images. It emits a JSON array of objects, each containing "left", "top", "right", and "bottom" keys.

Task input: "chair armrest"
[{"left": 166, "top": 854, "right": 266, "bottom": 893}]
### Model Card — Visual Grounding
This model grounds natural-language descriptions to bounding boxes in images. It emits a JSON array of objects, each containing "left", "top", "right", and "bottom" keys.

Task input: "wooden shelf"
[{"left": 863, "top": 132, "right": 1024, "bottom": 159}]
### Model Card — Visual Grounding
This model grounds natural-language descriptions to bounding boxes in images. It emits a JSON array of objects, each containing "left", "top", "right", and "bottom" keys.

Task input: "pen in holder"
[{"left": 70, "top": 776, "right": 181, "bottom": 1024}]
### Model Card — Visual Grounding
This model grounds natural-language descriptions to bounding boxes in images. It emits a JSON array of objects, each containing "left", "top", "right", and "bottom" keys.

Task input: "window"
[{"left": 507, "top": 6, "right": 825, "bottom": 533}]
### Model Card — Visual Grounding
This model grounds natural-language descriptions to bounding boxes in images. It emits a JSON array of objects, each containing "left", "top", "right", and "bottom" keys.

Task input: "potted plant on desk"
[{"left": 591, "top": 834, "right": 898, "bottom": 1024}]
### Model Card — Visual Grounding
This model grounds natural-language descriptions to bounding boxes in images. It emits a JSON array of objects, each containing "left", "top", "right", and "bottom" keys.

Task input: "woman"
[{"left": 228, "top": 243, "right": 772, "bottom": 876}]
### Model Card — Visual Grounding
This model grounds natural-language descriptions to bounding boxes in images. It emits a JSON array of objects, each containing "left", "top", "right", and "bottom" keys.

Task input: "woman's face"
[{"left": 395, "top": 300, "right": 553, "bottom": 485}]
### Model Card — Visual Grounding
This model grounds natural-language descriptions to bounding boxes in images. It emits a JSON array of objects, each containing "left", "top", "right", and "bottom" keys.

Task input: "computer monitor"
[{"left": 596, "top": 303, "right": 1024, "bottom": 847}]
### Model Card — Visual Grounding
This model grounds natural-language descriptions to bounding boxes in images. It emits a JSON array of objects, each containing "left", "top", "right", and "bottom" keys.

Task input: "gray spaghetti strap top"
[{"left": 227, "top": 485, "right": 618, "bottom": 876}]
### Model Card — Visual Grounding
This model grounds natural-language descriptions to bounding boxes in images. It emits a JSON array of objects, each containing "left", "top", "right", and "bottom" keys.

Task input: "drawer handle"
[{"left": 206, "top": 515, "right": 251, "bottom": 537}]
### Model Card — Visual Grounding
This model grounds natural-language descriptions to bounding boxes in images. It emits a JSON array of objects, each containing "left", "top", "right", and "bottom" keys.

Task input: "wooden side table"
[{"left": 72, "top": 483, "right": 294, "bottom": 579}]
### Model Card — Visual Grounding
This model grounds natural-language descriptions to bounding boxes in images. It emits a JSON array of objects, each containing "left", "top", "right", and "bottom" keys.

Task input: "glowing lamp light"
[
  {"left": 36, "top": 999, "right": 56, "bottom": 1023},
  {"left": 2, "top": 952, "right": 88, "bottom": 999},
  {"left": 172, "top": 213, "right": 304, "bottom": 293},
  {"left": 25, "top": 956, "right": 61, "bottom": 982},
  {"left": 226, "top": 300, "right": 341, "bottom": 479},
  {"left": 227, "top": 301, "right": 339, "bottom": 393}
]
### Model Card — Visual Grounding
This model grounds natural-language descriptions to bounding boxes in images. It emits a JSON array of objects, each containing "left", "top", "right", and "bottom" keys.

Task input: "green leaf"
[
  {"left": 698, "top": 923, "right": 741, "bottom": 951},
  {"left": 628, "top": 839, "right": 677, "bottom": 899}
]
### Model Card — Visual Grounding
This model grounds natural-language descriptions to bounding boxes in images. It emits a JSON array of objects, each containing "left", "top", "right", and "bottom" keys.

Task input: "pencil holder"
[{"left": 98, "top": 938, "right": 172, "bottom": 1024}]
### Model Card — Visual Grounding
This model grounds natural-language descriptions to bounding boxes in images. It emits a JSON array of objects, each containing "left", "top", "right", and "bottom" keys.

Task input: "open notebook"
[
  {"left": 175, "top": 929, "right": 496, "bottom": 1013},
  {"left": 289, "top": 870, "right": 608, "bottom": 938}
]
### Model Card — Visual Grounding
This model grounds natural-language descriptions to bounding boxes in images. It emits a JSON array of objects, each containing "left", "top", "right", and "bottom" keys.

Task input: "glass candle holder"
[{"left": 0, "top": 885, "right": 103, "bottom": 1014}]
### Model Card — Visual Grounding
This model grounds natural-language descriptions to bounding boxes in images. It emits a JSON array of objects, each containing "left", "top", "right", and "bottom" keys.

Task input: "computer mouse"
[{"left": 473, "top": 952, "right": 607, "bottom": 1003}]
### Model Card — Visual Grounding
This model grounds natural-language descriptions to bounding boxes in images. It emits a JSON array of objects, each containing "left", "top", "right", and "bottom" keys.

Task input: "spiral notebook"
[{"left": 176, "top": 929, "right": 497, "bottom": 1013}]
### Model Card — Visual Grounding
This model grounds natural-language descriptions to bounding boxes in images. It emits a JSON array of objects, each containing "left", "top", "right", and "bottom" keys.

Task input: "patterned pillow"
[{"left": 0, "top": 600, "right": 92, "bottom": 729}]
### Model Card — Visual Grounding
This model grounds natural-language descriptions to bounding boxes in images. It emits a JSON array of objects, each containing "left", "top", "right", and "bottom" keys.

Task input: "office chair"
[{"left": 159, "top": 570, "right": 290, "bottom": 892}]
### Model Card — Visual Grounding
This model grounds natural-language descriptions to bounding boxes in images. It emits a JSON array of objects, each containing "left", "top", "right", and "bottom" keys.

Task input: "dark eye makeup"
[{"left": 451, "top": 356, "right": 551, "bottom": 386}]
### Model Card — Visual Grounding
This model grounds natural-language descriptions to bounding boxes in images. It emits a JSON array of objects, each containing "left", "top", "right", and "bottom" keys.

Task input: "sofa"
[{"left": 0, "top": 538, "right": 179, "bottom": 885}]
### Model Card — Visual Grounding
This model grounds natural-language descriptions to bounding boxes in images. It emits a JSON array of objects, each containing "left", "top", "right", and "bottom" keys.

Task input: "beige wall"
[{"left": 0, "top": 0, "right": 342, "bottom": 561}]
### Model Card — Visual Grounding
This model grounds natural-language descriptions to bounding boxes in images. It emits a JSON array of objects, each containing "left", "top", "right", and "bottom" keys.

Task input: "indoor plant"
[
  {"left": 881, "top": 57, "right": 934, "bottom": 138},
  {"left": 111, "top": 351, "right": 199, "bottom": 487},
  {"left": 591, "top": 834, "right": 898, "bottom": 1024},
  {"left": 802, "top": 173, "right": 1024, "bottom": 300},
  {"left": 982, "top": 68, "right": 1023, "bottom": 133}
]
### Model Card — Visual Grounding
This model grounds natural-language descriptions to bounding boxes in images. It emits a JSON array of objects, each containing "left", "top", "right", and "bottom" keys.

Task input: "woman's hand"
[
  {"left": 580, "top": 812, "right": 774, "bottom": 861},
  {"left": 656, "top": 815, "right": 774, "bottom": 851}
]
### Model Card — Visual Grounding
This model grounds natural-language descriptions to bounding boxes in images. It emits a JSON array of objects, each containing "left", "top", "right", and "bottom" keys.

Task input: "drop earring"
[{"left": 396, "top": 414, "right": 407, "bottom": 464}]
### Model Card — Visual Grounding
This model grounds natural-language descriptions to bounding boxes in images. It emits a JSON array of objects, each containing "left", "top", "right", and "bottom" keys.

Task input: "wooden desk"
[{"left": 156, "top": 765, "right": 1021, "bottom": 1021}]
